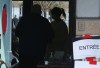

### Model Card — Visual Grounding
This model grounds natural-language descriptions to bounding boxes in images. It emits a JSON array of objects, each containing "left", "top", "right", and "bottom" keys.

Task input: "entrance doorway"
[{"left": 11, "top": 0, "right": 76, "bottom": 68}]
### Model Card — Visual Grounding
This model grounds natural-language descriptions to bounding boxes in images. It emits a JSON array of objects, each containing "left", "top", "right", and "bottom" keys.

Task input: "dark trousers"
[{"left": 18, "top": 55, "right": 44, "bottom": 68}]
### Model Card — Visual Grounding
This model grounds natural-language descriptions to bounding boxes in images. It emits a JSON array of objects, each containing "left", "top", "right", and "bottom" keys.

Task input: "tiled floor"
[{"left": 37, "top": 63, "right": 71, "bottom": 68}]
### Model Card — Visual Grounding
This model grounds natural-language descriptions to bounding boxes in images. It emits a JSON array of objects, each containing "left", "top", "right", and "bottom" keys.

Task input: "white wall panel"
[{"left": 76, "top": 0, "right": 100, "bottom": 17}]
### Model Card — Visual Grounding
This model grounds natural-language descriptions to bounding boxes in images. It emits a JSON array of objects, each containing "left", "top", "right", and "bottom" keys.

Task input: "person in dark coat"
[
  {"left": 47, "top": 7, "right": 69, "bottom": 63},
  {"left": 15, "top": 4, "right": 54, "bottom": 68},
  {"left": 12, "top": 15, "right": 19, "bottom": 29}
]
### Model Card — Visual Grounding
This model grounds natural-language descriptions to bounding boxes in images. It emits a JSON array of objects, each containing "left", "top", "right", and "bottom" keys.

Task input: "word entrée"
[{"left": 79, "top": 44, "right": 99, "bottom": 50}]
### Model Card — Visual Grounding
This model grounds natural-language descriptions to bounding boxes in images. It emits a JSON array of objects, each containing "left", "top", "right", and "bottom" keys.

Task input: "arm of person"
[
  {"left": 46, "top": 20, "right": 55, "bottom": 43},
  {"left": 15, "top": 17, "right": 23, "bottom": 38}
]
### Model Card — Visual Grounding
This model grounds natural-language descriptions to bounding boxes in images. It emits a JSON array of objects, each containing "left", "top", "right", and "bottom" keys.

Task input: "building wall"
[
  {"left": 76, "top": 0, "right": 100, "bottom": 36},
  {"left": 76, "top": 19, "right": 100, "bottom": 36},
  {"left": 76, "top": 0, "right": 100, "bottom": 18}
]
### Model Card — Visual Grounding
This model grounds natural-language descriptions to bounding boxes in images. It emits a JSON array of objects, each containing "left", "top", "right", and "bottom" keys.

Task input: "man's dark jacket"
[{"left": 15, "top": 13, "right": 54, "bottom": 57}]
